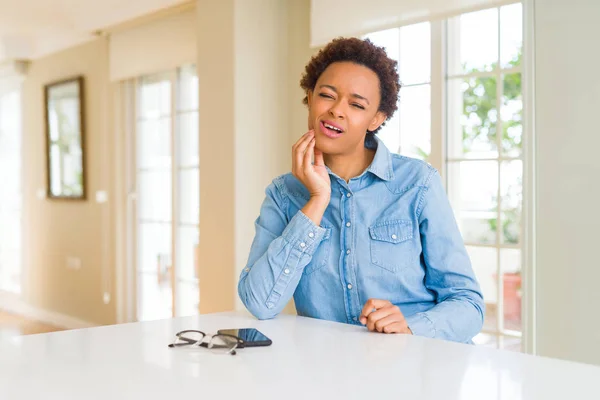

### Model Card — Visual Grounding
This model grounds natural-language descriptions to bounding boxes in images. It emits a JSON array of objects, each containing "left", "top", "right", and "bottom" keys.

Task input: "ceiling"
[{"left": 0, "top": 0, "right": 190, "bottom": 63}]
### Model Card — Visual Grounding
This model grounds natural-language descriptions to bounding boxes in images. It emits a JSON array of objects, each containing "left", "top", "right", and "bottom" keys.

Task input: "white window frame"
[
  {"left": 125, "top": 65, "right": 200, "bottom": 321},
  {"left": 0, "top": 63, "right": 26, "bottom": 297},
  {"left": 444, "top": 5, "right": 523, "bottom": 344},
  {"left": 367, "top": 1, "right": 533, "bottom": 353}
]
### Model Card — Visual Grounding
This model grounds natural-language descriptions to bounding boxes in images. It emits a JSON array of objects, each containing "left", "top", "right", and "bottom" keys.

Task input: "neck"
[{"left": 324, "top": 142, "right": 376, "bottom": 183}]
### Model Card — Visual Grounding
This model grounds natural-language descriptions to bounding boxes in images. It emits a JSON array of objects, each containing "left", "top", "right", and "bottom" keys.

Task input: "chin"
[{"left": 314, "top": 136, "right": 342, "bottom": 155}]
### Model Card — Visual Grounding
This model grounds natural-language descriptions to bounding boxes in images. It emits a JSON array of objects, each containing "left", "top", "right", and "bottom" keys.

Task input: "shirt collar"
[
  {"left": 324, "top": 135, "right": 395, "bottom": 182},
  {"left": 365, "top": 135, "right": 395, "bottom": 182}
]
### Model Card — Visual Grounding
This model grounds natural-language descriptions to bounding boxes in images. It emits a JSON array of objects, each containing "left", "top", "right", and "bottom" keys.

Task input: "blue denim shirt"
[{"left": 238, "top": 136, "right": 484, "bottom": 343}]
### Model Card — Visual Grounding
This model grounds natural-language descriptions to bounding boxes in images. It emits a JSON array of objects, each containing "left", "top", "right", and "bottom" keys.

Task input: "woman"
[{"left": 238, "top": 37, "right": 484, "bottom": 343}]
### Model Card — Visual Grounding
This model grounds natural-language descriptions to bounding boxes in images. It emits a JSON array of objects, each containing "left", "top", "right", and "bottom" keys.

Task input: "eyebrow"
[{"left": 319, "top": 84, "right": 370, "bottom": 105}]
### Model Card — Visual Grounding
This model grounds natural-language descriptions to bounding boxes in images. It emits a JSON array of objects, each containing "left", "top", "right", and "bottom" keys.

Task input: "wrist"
[
  {"left": 301, "top": 196, "right": 330, "bottom": 226},
  {"left": 309, "top": 193, "right": 330, "bottom": 205}
]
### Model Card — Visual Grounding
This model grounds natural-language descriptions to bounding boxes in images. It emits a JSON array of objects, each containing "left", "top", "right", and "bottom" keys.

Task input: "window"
[
  {"left": 135, "top": 64, "right": 199, "bottom": 321},
  {"left": 0, "top": 88, "right": 22, "bottom": 294},
  {"left": 446, "top": 4, "right": 523, "bottom": 351},
  {"left": 364, "top": 22, "right": 431, "bottom": 160},
  {"left": 365, "top": 2, "right": 523, "bottom": 351}
]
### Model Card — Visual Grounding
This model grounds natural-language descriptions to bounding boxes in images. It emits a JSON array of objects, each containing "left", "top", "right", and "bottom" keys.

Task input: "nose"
[{"left": 328, "top": 100, "right": 345, "bottom": 119}]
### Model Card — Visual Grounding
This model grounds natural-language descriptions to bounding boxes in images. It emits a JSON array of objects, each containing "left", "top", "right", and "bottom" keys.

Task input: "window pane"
[
  {"left": 448, "top": 77, "right": 498, "bottom": 159},
  {"left": 0, "top": 90, "right": 22, "bottom": 294},
  {"left": 137, "top": 118, "right": 171, "bottom": 169},
  {"left": 139, "top": 75, "right": 171, "bottom": 119},
  {"left": 50, "top": 144, "right": 61, "bottom": 195},
  {"left": 466, "top": 246, "right": 497, "bottom": 332},
  {"left": 138, "top": 170, "right": 172, "bottom": 221},
  {"left": 178, "top": 168, "right": 199, "bottom": 225},
  {"left": 377, "top": 103, "right": 400, "bottom": 154},
  {"left": 500, "top": 3, "right": 523, "bottom": 68},
  {"left": 364, "top": 28, "right": 400, "bottom": 64},
  {"left": 399, "top": 22, "right": 431, "bottom": 85},
  {"left": 138, "top": 222, "right": 171, "bottom": 273},
  {"left": 176, "top": 280, "right": 199, "bottom": 317},
  {"left": 499, "top": 335, "right": 522, "bottom": 352},
  {"left": 448, "top": 161, "right": 498, "bottom": 244},
  {"left": 178, "top": 112, "right": 199, "bottom": 167},
  {"left": 176, "top": 226, "right": 199, "bottom": 281},
  {"left": 178, "top": 64, "right": 198, "bottom": 111},
  {"left": 501, "top": 249, "right": 522, "bottom": 332},
  {"left": 137, "top": 273, "right": 172, "bottom": 321},
  {"left": 473, "top": 332, "right": 499, "bottom": 349},
  {"left": 501, "top": 161, "right": 522, "bottom": 244},
  {"left": 501, "top": 73, "right": 523, "bottom": 157},
  {"left": 399, "top": 84, "right": 430, "bottom": 159},
  {"left": 448, "top": 8, "right": 499, "bottom": 75},
  {"left": 473, "top": 333, "right": 521, "bottom": 352}
]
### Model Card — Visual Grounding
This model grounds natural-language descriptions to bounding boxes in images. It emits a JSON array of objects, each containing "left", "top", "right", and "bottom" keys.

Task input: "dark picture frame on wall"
[{"left": 44, "top": 76, "right": 86, "bottom": 200}]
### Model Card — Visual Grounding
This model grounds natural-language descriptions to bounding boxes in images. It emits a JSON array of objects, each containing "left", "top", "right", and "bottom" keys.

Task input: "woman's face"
[{"left": 307, "top": 61, "right": 386, "bottom": 156}]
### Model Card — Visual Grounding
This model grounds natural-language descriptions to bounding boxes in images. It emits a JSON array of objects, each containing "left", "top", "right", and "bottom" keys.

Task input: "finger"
[
  {"left": 360, "top": 299, "right": 392, "bottom": 323},
  {"left": 374, "top": 313, "right": 405, "bottom": 333},
  {"left": 366, "top": 306, "right": 397, "bottom": 331},
  {"left": 293, "top": 132, "right": 315, "bottom": 171},
  {"left": 293, "top": 130, "right": 314, "bottom": 146},
  {"left": 314, "top": 148, "right": 325, "bottom": 167},
  {"left": 303, "top": 138, "right": 315, "bottom": 171},
  {"left": 292, "top": 130, "right": 314, "bottom": 155},
  {"left": 382, "top": 320, "right": 410, "bottom": 334}
]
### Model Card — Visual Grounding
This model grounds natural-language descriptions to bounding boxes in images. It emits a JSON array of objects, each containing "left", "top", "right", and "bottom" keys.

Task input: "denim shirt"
[{"left": 238, "top": 136, "right": 484, "bottom": 343}]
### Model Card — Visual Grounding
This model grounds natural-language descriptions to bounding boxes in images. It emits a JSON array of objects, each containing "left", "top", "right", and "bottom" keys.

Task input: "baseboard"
[{"left": 0, "top": 291, "right": 96, "bottom": 330}]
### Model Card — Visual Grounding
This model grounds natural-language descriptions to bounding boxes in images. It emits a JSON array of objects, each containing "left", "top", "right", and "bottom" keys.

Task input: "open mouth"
[{"left": 319, "top": 120, "right": 344, "bottom": 138}]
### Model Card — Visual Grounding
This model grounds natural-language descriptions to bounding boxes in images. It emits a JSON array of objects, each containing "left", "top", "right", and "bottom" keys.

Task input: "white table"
[{"left": 1, "top": 312, "right": 599, "bottom": 399}]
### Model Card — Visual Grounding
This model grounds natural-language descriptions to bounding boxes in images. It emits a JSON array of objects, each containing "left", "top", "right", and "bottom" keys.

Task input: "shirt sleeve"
[
  {"left": 405, "top": 169, "right": 485, "bottom": 343},
  {"left": 238, "top": 179, "right": 328, "bottom": 320}
]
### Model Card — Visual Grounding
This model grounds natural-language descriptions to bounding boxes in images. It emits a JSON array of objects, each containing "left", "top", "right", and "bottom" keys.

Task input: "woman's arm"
[
  {"left": 405, "top": 169, "right": 485, "bottom": 343},
  {"left": 238, "top": 180, "right": 329, "bottom": 320}
]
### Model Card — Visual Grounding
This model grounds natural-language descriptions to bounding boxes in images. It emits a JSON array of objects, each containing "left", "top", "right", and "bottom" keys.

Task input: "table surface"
[{"left": 1, "top": 311, "right": 599, "bottom": 399}]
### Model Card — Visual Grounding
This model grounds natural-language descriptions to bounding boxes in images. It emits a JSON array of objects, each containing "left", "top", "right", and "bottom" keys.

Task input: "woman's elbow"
[{"left": 238, "top": 284, "right": 279, "bottom": 320}]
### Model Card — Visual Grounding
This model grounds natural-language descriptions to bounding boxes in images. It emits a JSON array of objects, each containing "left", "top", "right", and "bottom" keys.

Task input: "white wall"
[
  {"left": 233, "top": 0, "right": 292, "bottom": 311},
  {"left": 196, "top": 0, "right": 311, "bottom": 313},
  {"left": 534, "top": 0, "right": 600, "bottom": 365}
]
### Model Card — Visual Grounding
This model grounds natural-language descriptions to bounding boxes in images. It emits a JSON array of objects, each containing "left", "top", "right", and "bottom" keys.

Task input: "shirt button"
[
  {"left": 300, "top": 242, "right": 306, "bottom": 248},
  {"left": 391, "top": 234, "right": 397, "bottom": 240},
  {"left": 347, "top": 284, "right": 353, "bottom": 290},
  {"left": 244, "top": 268, "right": 250, "bottom": 272},
  {"left": 353, "top": 317, "right": 358, "bottom": 321},
  {"left": 346, "top": 222, "right": 351, "bottom": 227},
  {"left": 346, "top": 193, "right": 352, "bottom": 198},
  {"left": 308, "top": 232, "right": 314, "bottom": 238},
  {"left": 346, "top": 249, "right": 351, "bottom": 255},
  {"left": 284, "top": 268, "right": 290, "bottom": 274}
]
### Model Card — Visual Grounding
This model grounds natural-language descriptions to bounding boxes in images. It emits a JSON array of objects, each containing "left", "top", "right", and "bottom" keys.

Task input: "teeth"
[{"left": 324, "top": 123, "right": 342, "bottom": 133}]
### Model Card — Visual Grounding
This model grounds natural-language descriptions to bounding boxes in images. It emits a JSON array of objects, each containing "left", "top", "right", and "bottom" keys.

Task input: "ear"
[
  {"left": 307, "top": 90, "right": 313, "bottom": 108},
  {"left": 368, "top": 111, "right": 387, "bottom": 132}
]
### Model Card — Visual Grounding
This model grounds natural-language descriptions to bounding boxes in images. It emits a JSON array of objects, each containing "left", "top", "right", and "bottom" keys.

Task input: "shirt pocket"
[
  {"left": 303, "top": 226, "right": 332, "bottom": 276},
  {"left": 369, "top": 219, "right": 414, "bottom": 273}
]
